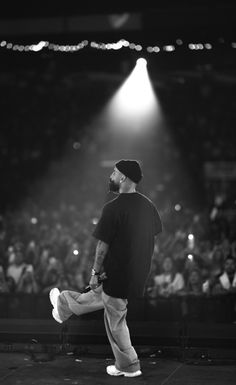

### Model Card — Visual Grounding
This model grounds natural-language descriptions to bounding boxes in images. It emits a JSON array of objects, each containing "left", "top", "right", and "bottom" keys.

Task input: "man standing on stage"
[{"left": 50, "top": 159, "right": 162, "bottom": 377}]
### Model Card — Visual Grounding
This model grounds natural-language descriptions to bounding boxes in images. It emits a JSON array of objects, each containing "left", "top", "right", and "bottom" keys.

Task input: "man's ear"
[{"left": 120, "top": 175, "right": 126, "bottom": 183}]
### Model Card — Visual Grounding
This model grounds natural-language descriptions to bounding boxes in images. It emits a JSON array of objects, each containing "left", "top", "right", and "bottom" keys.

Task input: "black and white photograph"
[{"left": 0, "top": 1, "right": 236, "bottom": 384}]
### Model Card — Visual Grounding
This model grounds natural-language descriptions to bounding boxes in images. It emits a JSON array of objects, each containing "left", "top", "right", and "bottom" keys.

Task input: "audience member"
[
  {"left": 16, "top": 264, "right": 39, "bottom": 294},
  {"left": 6, "top": 243, "right": 27, "bottom": 286},
  {"left": 202, "top": 272, "right": 222, "bottom": 295},
  {"left": 41, "top": 257, "right": 64, "bottom": 293},
  {"left": 152, "top": 256, "right": 185, "bottom": 297},
  {"left": 183, "top": 268, "right": 204, "bottom": 296},
  {"left": 218, "top": 255, "right": 236, "bottom": 293}
]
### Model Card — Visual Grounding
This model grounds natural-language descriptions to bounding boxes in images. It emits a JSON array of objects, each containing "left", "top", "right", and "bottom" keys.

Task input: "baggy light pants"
[{"left": 57, "top": 285, "right": 140, "bottom": 373}]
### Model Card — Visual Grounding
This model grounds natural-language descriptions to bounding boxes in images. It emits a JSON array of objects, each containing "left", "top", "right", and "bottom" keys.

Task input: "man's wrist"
[{"left": 91, "top": 268, "right": 99, "bottom": 276}]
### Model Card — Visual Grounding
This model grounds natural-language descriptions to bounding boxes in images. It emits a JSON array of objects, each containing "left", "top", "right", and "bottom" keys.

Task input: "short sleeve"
[{"left": 92, "top": 204, "right": 116, "bottom": 245}]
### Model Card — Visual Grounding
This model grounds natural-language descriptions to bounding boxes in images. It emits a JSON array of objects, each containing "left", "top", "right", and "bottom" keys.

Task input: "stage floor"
[{"left": 0, "top": 351, "right": 236, "bottom": 385}]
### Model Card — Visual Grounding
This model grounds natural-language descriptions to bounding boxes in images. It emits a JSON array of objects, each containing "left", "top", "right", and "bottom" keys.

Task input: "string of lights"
[{"left": 0, "top": 38, "right": 236, "bottom": 53}]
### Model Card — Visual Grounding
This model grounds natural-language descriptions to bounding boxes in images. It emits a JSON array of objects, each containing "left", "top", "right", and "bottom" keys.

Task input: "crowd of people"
[
  {"left": 0, "top": 197, "right": 235, "bottom": 301},
  {"left": 0, "top": 54, "right": 236, "bottom": 321}
]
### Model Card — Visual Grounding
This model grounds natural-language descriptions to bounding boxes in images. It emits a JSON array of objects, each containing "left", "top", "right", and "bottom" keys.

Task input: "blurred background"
[{"left": 0, "top": 1, "right": 236, "bottom": 343}]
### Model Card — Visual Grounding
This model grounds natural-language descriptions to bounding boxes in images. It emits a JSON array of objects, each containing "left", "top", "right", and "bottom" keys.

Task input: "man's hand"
[
  {"left": 89, "top": 275, "right": 99, "bottom": 291},
  {"left": 89, "top": 272, "right": 107, "bottom": 291}
]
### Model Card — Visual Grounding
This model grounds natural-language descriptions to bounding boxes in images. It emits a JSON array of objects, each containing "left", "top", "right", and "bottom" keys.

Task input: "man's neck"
[{"left": 119, "top": 186, "right": 136, "bottom": 194}]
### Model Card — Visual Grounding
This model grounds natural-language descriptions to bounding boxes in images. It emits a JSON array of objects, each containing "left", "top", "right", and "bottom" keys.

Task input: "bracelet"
[{"left": 91, "top": 268, "right": 99, "bottom": 276}]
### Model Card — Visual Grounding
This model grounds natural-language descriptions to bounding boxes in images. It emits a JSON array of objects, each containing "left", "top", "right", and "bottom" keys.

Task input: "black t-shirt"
[{"left": 92, "top": 192, "right": 162, "bottom": 299}]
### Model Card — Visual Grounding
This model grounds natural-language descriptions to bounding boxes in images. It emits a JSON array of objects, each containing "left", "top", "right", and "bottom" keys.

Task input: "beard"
[{"left": 109, "top": 179, "right": 120, "bottom": 193}]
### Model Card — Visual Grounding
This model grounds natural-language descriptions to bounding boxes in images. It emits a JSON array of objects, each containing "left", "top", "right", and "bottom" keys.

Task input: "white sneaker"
[
  {"left": 49, "top": 288, "right": 63, "bottom": 323},
  {"left": 52, "top": 308, "right": 63, "bottom": 324},
  {"left": 106, "top": 365, "right": 142, "bottom": 377}
]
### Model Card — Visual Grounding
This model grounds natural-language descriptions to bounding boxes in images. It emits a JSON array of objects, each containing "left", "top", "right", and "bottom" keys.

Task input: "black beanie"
[{"left": 115, "top": 159, "right": 143, "bottom": 184}]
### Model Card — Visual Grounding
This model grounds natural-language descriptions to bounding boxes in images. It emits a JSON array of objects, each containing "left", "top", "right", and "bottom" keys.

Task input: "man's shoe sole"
[
  {"left": 106, "top": 365, "right": 142, "bottom": 377},
  {"left": 49, "top": 288, "right": 60, "bottom": 308}
]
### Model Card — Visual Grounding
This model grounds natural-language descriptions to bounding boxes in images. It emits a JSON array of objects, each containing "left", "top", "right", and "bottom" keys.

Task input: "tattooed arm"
[
  {"left": 89, "top": 240, "right": 109, "bottom": 290},
  {"left": 92, "top": 240, "right": 109, "bottom": 273}
]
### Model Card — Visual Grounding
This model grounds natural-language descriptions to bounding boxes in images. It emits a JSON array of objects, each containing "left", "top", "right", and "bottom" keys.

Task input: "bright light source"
[
  {"left": 136, "top": 57, "right": 147, "bottom": 67},
  {"left": 104, "top": 56, "right": 161, "bottom": 134},
  {"left": 30, "top": 41, "right": 47, "bottom": 52},
  {"left": 187, "top": 254, "right": 194, "bottom": 261},
  {"left": 92, "top": 218, "right": 98, "bottom": 225},
  {"left": 187, "top": 234, "right": 195, "bottom": 249},
  {"left": 73, "top": 249, "right": 79, "bottom": 255},
  {"left": 174, "top": 204, "right": 182, "bottom": 211}
]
